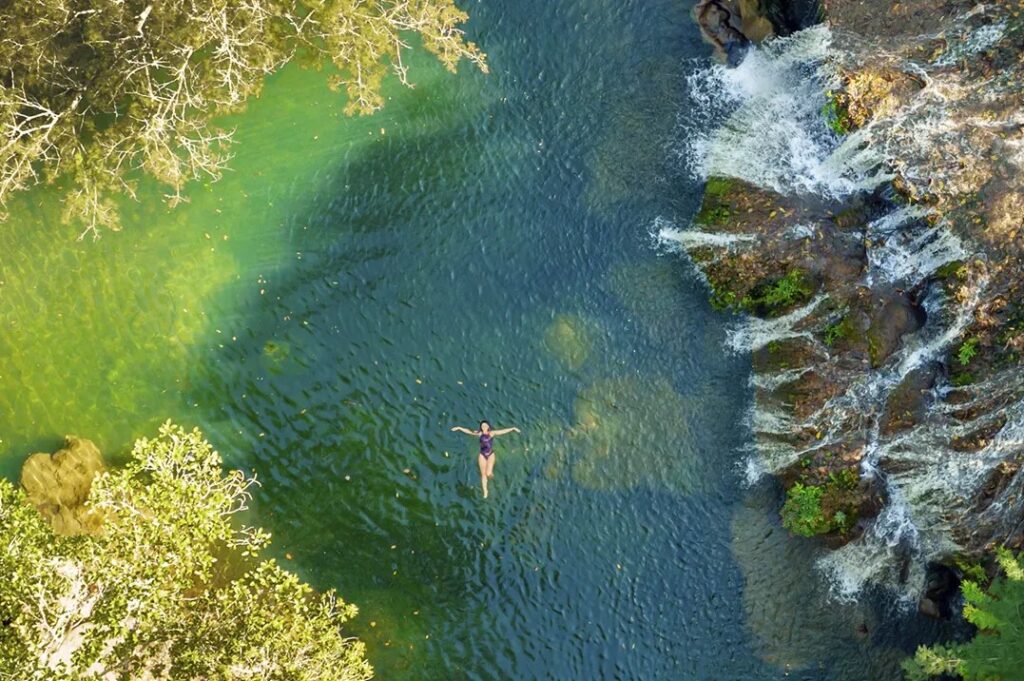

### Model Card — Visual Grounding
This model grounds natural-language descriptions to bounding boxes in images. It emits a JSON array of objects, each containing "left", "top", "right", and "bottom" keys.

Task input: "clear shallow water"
[{"left": 0, "top": 0, "right": 957, "bottom": 678}]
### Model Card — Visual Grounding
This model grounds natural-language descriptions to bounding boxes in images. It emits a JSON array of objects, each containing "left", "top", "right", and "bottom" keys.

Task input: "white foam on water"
[
  {"left": 896, "top": 271, "right": 984, "bottom": 378},
  {"left": 750, "top": 366, "right": 811, "bottom": 390},
  {"left": 751, "top": 406, "right": 795, "bottom": 436},
  {"left": 784, "top": 223, "right": 818, "bottom": 240},
  {"left": 725, "top": 294, "right": 827, "bottom": 352},
  {"left": 934, "top": 21, "right": 1007, "bottom": 67},
  {"left": 657, "top": 225, "right": 757, "bottom": 249},
  {"left": 867, "top": 208, "right": 966, "bottom": 286},
  {"left": 817, "top": 490, "right": 926, "bottom": 604}
]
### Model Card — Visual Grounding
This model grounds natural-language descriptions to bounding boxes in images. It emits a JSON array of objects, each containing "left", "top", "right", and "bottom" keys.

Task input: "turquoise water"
[{"left": 0, "top": 0, "right": 958, "bottom": 678}]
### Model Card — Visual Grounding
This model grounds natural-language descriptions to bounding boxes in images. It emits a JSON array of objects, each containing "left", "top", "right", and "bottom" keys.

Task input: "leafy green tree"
[
  {"left": 0, "top": 0, "right": 486, "bottom": 238},
  {"left": 0, "top": 421, "right": 372, "bottom": 680},
  {"left": 903, "top": 548, "right": 1024, "bottom": 680}
]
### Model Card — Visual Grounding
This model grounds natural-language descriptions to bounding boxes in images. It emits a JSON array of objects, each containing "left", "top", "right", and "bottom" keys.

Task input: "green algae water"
[{"left": 0, "top": 0, "right": 958, "bottom": 678}]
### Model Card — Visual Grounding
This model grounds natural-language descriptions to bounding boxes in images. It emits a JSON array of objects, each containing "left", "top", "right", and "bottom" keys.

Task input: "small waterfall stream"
[{"left": 670, "top": 6, "right": 1024, "bottom": 601}]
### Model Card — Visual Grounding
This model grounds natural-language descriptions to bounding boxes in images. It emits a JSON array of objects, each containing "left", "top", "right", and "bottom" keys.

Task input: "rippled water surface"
[{"left": 0, "top": 0, "right": 957, "bottom": 678}]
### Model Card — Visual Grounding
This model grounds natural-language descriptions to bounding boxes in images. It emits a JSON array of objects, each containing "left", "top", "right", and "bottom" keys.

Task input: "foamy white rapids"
[
  {"left": 725, "top": 294, "right": 827, "bottom": 352},
  {"left": 683, "top": 25, "right": 886, "bottom": 197},
  {"left": 750, "top": 366, "right": 811, "bottom": 390},
  {"left": 896, "top": 271, "right": 984, "bottom": 378},
  {"left": 658, "top": 225, "right": 757, "bottom": 249},
  {"left": 817, "top": 491, "right": 931, "bottom": 604},
  {"left": 934, "top": 20, "right": 1007, "bottom": 67},
  {"left": 865, "top": 206, "right": 965, "bottom": 286}
]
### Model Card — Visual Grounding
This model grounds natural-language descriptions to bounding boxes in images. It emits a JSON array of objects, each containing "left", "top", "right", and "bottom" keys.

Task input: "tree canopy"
[
  {"left": 0, "top": 0, "right": 486, "bottom": 238},
  {"left": 0, "top": 421, "right": 372, "bottom": 680},
  {"left": 903, "top": 549, "right": 1024, "bottom": 681}
]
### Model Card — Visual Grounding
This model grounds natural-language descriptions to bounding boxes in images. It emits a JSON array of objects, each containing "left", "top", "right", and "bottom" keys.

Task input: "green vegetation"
[
  {"left": 781, "top": 468, "right": 860, "bottom": 537},
  {"left": 704, "top": 177, "right": 736, "bottom": 197},
  {"left": 823, "top": 315, "right": 854, "bottom": 347},
  {"left": 750, "top": 270, "right": 814, "bottom": 316},
  {"left": 695, "top": 177, "right": 737, "bottom": 225},
  {"left": 958, "top": 337, "right": 980, "bottom": 366},
  {"left": 0, "top": 0, "right": 485, "bottom": 237},
  {"left": 903, "top": 548, "right": 1024, "bottom": 681},
  {"left": 781, "top": 483, "right": 832, "bottom": 536},
  {"left": 822, "top": 91, "right": 853, "bottom": 136},
  {"left": 709, "top": 270, "right": 814, "bottom": 318},
  {"left": 950, "top": 371, "right": 976, "bottom": 387},
  {"left": 0, "top": 422, "right": 371, "bottom": 680},
  {"left": 954, "top": 556, "right": 988, "bottom": 584},
  {"left": 709, "top": 286, "right": 742, "bottom": 312},
  {"left": 935, "top": 260, "right": 968, "bottom": 282}
]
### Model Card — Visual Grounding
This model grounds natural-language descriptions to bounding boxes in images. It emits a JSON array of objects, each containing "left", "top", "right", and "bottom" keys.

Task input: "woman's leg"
[
  {"left": 478, "top": 454, "right": 489, "bottom": 498},
  {"left": 486, "top": 453, "right": 496, "bottom": 479}
]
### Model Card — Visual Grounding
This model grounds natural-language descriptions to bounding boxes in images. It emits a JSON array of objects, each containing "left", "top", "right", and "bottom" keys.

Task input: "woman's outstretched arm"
[
  {"left": 450, "top": 426, "right": 479, "bottom": 435},
  {"left": 490, "top": 427, "right": 521, "bottom": 436}
]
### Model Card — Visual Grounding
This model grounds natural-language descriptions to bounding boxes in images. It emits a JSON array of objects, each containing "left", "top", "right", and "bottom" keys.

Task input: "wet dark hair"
[{"left": 479, "top": 420, "right": 491, "bottom": 430}]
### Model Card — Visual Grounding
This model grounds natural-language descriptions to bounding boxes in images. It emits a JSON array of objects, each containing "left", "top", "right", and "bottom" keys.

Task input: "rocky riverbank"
[{"left": 685, "top": 0, "right": 1024, "bottom": 605}]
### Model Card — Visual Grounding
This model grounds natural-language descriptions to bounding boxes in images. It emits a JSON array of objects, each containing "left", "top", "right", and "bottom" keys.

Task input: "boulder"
[
  {"left": 880, "top": 364, "right": 938, "bottom": 436},
  {"left": 866, "top": 291, "right": 926, "bottom": 366}
]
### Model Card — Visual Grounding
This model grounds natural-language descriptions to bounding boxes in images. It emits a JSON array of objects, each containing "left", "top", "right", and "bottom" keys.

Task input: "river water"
[{"left": 0, "top": 0, "right": 959, "bottom": 678}]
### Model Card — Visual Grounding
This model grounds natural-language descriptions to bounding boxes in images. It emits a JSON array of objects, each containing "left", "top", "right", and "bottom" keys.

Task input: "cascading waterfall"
[
  {"left": 681, "top": 25, "right": 888, "bottom": 198},
  {"left": 670, "top": 7, "right": 1024, "bottom": 600}
]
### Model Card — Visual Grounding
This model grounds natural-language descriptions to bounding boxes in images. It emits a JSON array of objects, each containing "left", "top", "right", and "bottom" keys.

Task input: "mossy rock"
[
  {"left": 542, "top": 313, "right": 595, "bottom": 371},
  {"left": 752, "top": 337, "right": 818, "bottom": 373},
  {"left": 694, "top": 177, "right": 739, "bottom": 226},
  {"left": 20, "top": 436, "right": 105, "bottom": 536},
  {"left": 568, "top": 376, "right": 708, "bottom": 494},
  {"left": 262, "top": 339, "right": 292, "bottom": 372}
]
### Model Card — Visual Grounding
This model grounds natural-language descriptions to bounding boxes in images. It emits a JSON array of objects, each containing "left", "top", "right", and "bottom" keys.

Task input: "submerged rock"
[
  {"left": 20, "top": 436, "right": 105, "bottom": 535},
  {"left": 568, "top": 376, "right": 709, "bottom": 494},
  {"left": 730, "top": 486, "right": 893, "bottom": 677},
  {"left": 542, "top": 314, "right": 593, "bottom": 371},
  {"left": 262, "top": 339, "right": 292, "bottom": 373}
]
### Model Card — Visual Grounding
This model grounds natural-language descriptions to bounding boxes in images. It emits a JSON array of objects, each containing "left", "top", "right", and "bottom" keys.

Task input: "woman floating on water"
[{"left": 450, "top": 421, "right": 520, "bottom": 498}]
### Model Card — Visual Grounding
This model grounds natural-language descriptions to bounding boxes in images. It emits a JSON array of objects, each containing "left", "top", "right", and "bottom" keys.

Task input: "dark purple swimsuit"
[{"left": 479, "top": 433, "right": 494, "bottom": 458}]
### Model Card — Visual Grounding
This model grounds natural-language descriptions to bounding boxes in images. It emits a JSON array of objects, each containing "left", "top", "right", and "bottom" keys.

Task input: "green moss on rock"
[{"left": 781, "top": 468, "right": 861, "bottom": 537}]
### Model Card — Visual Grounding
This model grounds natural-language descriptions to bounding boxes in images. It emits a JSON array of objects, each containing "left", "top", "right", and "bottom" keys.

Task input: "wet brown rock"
[
  {"left": 753, "top": 338, "right": 820, "bottom": 373},
  {"left": 695, "top": 0, "right": 751, "bottom": 62},
  {"left": 694, "top": 0, "right": 785, "bottom": 62},
  {"left": 880, "top": 365, "right": 938, "bottom": 436},
  {"left": 840, "top": 68, "right": 925, "bottom": 128},
  {"left": 823, "top": 0, "right": 977, "bottom": 40},
  {"left": 950, "top": 415, "right": 1007, "bottom": 453},
  {"left": 686, "top": 0, "right": 1024, "bottom": 560},
  {"left": 20, "top": 436, "right": 105, "bottom": 536},
  {"left": 775, "top": 370, "right": 842, "bottom": 420},
  {"left": 866, "top": 291, "right": 925, "bottom": 367}
]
